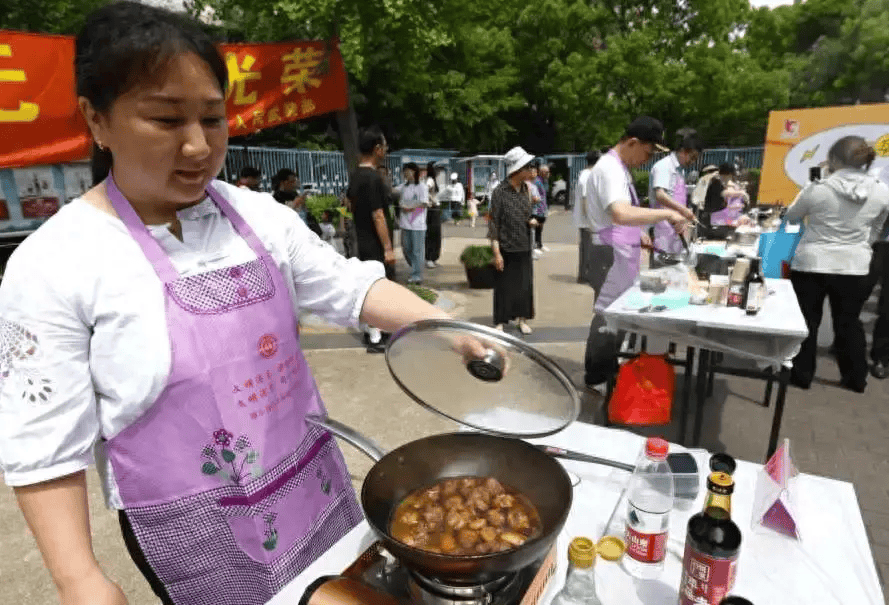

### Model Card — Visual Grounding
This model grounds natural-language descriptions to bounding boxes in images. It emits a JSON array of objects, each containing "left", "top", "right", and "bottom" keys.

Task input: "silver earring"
[{"left": 96, "top": 142, "right": 107, "bottom": 152}]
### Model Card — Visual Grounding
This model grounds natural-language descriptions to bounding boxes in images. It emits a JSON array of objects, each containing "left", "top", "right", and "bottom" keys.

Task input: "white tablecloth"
[
  {"left": 267, "top": 421, "right": 884, "bottom": 605},
  {"left": 602, "top": 278, "right": 808, "bottom": 368}
]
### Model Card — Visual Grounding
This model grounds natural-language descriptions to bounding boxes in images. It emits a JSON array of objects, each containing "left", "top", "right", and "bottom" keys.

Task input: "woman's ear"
[{"left": 78, "top": 97, "right": 109, "bottom": 146}]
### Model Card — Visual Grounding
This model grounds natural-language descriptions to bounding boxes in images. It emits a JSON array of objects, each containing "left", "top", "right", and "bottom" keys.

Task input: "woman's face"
[{"left": 80, "top": 52, "right": 228, "bottom": 211}]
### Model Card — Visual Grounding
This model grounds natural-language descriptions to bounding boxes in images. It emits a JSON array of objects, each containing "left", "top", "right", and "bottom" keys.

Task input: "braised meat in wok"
[{"left": 389, "top": 476, "right": 542, "bottom": 555}]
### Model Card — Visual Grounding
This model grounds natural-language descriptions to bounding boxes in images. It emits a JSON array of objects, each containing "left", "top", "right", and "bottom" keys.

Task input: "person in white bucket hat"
[{"left": 487, "top": 146, "right": 539, "bottom": 335}]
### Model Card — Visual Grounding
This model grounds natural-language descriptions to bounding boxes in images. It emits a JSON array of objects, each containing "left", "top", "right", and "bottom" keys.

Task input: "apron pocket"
[{"left": 218, "top": 439, "right": 349, "bottom": 565}]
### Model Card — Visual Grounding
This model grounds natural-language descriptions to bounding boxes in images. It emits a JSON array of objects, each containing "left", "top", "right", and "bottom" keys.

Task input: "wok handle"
[
  {"left": 305, "top": 413, "right": 388, "bottom": 462},
  {"left": 535, "top": 444, "right": 635, "bottom": 473}
]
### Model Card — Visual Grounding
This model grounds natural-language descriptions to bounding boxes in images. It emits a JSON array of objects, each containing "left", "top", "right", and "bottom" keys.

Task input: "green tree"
[{"left": 0, "top": 0, "right": 107, "bottom": 34}]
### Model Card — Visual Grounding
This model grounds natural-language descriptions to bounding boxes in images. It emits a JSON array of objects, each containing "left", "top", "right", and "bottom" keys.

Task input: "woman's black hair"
[
  {"left": 425, "top": 161, "right": 439, "bottom": 193},
  {"left": 76, "top": 1, "right": 229, "bottom": 184},
  {"left": 828, "top": 136, "right": 877, "bottom": 171},
  {"left": 403, "top": 162, "right": 420, "bottom": 185},
  {"left": 718, "top": 162, "right": 735, "bottom": 176},
  {"left": 271, "top": 168, "right": 296, "bottom": 190}
]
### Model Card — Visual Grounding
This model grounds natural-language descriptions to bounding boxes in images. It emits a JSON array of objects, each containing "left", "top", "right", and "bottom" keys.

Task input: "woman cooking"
[
  {"left": 488, "top": 147, "right": 538, "bottom": 335},
  {"left": 0, "top": 3, "right": 454, "bottom": 605}
]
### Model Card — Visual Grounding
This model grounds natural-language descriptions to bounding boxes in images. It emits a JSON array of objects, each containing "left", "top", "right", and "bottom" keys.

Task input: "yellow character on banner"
[
  {"left": 301, "top": 98, "right": 316, "bottom": 115},
  {"left": 284, "top": 102, "right": 299, "bottom": 118},
  {"left": 280, "top": 46, "right": 324, "bottom": 95},
  {"left": 876, "top": 134, "right": 889, "bottom": 158},
  {"left": 225, "top": 52, "right": 261, "bottom": 106},
  {"left": 0, "top": 44, "right": 40, "bottom": 123},
  {"left": 267, "top": 106, "right": 281, "bottom": 123}
]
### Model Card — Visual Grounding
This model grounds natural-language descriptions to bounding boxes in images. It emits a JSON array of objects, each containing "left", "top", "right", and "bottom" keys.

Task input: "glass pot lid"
[{"left": 385, "top": 319, "right": 580, "bottom": 438}]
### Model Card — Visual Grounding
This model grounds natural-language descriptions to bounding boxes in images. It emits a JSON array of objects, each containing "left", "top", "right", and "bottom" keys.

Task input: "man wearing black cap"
[{"left": 578, "top": 116, "right": 689, "bottom": 391}]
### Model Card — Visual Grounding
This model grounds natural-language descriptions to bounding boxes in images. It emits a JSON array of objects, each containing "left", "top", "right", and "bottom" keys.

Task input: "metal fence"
[{"left": 222, "top": 145, "right": 766, "bottom": 197}]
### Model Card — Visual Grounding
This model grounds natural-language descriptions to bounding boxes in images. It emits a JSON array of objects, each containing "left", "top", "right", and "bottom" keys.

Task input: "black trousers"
[
  {"left": 583, "top": 241, "right": 623, "bottom": 385},
  {"left": 532, "top": 215, "right": 547, "bottom": 248},
  {"left": 119, "top": 511, "right": 175, "bottom": 604},
  {"left": 790, "top": 270, "right": 870, "bottom": 390},
  {"left": 865, "top": 241, "right": 889, "bottom": 364},
  {"left": 425, "top": 208, "right": 442, "bottom": 262}
]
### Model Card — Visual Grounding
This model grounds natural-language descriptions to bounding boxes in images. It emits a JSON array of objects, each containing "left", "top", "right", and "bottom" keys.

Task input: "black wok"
[{"left": 360, "top": 431, "right": 572, "bottom": 584}]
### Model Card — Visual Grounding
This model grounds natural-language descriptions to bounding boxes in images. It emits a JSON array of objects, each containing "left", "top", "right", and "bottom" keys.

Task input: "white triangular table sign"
[{"left": 751, "top": 438, "right": 801, "bottom": 540}]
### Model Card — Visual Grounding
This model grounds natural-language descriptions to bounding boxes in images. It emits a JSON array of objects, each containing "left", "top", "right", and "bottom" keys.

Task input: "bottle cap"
[
  {"left": 709, "top": 453, "right": 737, "bottom": 476},
  {"left": 707, "top": 471, "right": 734, "bottom": 495},
  {"left": 595, "top": 536, "right": 626, "bottom": 562},
  {"left": 567, "top": 537, "right": 596, "bottom": 568},
  {"left": 645, "top": 437, "right": 669, "bottom": 460}
]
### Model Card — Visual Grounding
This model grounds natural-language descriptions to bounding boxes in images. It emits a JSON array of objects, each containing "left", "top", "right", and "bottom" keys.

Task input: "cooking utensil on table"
[
  {"left": 304, "top": 421, "right": 573, "bottom": 584},
  {"left": 640, "top": 242, "right": 683, "bottom": 266},
  {"left": 677, "top": 232, "right": 697, "bottom": 266},
  {"left": 306, "top": 319, "right": 581, "bottom": 583}
]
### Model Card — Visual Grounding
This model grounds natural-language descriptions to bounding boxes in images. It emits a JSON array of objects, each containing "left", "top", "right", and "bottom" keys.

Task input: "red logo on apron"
[{"left": 258, "top": 334, "right": 279, "bottom": 358}]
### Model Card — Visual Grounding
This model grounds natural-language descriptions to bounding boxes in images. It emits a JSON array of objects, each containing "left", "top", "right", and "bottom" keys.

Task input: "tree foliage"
[{"left": 1, "top": 0, "right": 881, "bottom": 153}]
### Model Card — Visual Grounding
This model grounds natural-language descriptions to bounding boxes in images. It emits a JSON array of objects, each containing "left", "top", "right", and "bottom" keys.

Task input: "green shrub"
[
  {"left": 459, "top": 245, "right": 494, "bottom": 268},
  {"left": 306, "top": 194, "right": 342, "bottom": 222},
  {"left": 631, "top": 170, "right": 650, "bottom": 207},
  {"left": 406, "top": 284, "right": 438, "bottom": 304}
]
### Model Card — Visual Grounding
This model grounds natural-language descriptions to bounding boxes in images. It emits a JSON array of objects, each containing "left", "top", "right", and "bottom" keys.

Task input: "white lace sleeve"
[{"left": 0, "top": 245, "right": 98, "bottom": 486}]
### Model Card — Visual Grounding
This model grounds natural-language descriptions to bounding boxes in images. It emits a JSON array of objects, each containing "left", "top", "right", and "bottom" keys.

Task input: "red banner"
[{"left": 0, "top": 32, "right": 348, "bottom": 169}]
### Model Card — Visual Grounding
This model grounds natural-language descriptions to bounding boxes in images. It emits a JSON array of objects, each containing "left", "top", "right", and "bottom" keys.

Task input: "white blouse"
[{"left": 0, "top": 181, "right": 384, "bottom": 505}]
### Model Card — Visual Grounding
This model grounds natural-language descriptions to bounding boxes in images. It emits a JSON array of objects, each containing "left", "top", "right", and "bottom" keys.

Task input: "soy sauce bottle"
[
  {"left": 679, "top": 472, "right": 742, "bottom": 605},
  {"left": 741, "top": 257, "right": 764, "bottom": 316}
]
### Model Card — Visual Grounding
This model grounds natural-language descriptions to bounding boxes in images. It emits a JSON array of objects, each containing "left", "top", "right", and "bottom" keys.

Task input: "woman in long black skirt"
[
  {"left": 425, "top": 161, "right": 442, "bottom": 267},
  {"left": 489, "top": 147, "right": 537, "bottom": 334}
]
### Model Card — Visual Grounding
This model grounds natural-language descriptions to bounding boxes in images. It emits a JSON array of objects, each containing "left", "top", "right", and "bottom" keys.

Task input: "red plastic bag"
[{"left": 608, "top": 353, "right": 675, "bottom": 425}]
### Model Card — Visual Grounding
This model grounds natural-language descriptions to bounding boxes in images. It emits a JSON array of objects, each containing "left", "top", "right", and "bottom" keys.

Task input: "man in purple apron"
[
  {"left": 577, "top": 117, "right": 690, "bottom": 389},
  {"left": 648, "top": 133, "right": 702, "bottom": 263}
]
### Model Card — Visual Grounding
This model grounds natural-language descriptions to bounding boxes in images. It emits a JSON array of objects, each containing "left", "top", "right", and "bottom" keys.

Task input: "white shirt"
[
  {"left": 399, "top": 183, "right": 428, "bottom": 230},
  {"left": 0, "top": 181, "right": 384, "bottom": 504},
  {"left": 648, "top": 153, "right": 682, "bottom": 207},
  {"left": 580, "top": 153, "right": 632, "bottom": 233},
  {"left": 572, "top": 166, "right": 593, "bottom": 228},
  {"left": 786, "top": 169, "right": 889, "bottom": 275},
  {"left": 440, "top": 183, "right": 466, "bottom": 205}
]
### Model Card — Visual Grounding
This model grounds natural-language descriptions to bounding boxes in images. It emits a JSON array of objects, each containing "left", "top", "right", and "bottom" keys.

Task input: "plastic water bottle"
[
  {"left": 623, "top": 437, "right": 674, "bottom": 579},
  {"left": 552, "top": 537, "right": 602, "bottom": 605}
]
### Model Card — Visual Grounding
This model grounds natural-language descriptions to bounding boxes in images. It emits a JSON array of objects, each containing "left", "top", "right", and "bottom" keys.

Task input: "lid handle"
[{"left": 466, "top": 348, "right": 505, "bottom": 382}]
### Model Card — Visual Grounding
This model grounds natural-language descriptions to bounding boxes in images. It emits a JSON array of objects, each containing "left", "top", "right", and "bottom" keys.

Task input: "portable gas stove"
[{"left": 300, "top": 541, "right": 558, "bottom": 605}]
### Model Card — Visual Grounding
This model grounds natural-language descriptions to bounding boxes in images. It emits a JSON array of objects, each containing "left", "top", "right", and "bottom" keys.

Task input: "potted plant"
[{"left": 459, "top": 244, "right": 497, "bottom": 289}]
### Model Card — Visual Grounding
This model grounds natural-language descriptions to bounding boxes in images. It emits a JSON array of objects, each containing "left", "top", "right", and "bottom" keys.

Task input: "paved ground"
[{"left": 1, "top": 208, "right": 887, "bottom": 603}]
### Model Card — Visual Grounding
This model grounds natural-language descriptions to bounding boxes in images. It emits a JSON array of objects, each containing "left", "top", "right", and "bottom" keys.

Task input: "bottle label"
[
  {"left": 726, "top": 284, "right": 744, "bottom": 307},
  {"left": 745, "top": 283, "right": 762, "bottom": 312},
  {"left": 678, "top": 542, "right": 739, "bottom": 605},
  {"left": 625, "top": 525, "right": 668, "bottom": 563}
]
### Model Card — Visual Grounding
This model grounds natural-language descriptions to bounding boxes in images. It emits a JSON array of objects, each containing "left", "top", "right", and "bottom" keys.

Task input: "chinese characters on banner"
[{"left": 0, "top": 31, "right": 349, "bottom": 169}]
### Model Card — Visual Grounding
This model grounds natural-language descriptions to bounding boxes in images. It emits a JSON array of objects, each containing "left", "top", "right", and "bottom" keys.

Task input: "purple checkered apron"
[
  {"left": 593, "top": 150, "right": 643, "bottom": 313},
  {"left": 103, "top": 175, "right": 362, "bottom": 605},
  {"left": 652, "top": 166, "right": 687, "bottom": 255}
]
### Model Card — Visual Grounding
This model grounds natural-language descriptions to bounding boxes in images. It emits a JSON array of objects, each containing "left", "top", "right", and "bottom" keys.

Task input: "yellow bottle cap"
[
  {"left": 595, "top": 536, "right": 626, "bottom": 562},
  {"left": 567, "top": 537, "right": 597, "bottom": 568}
]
